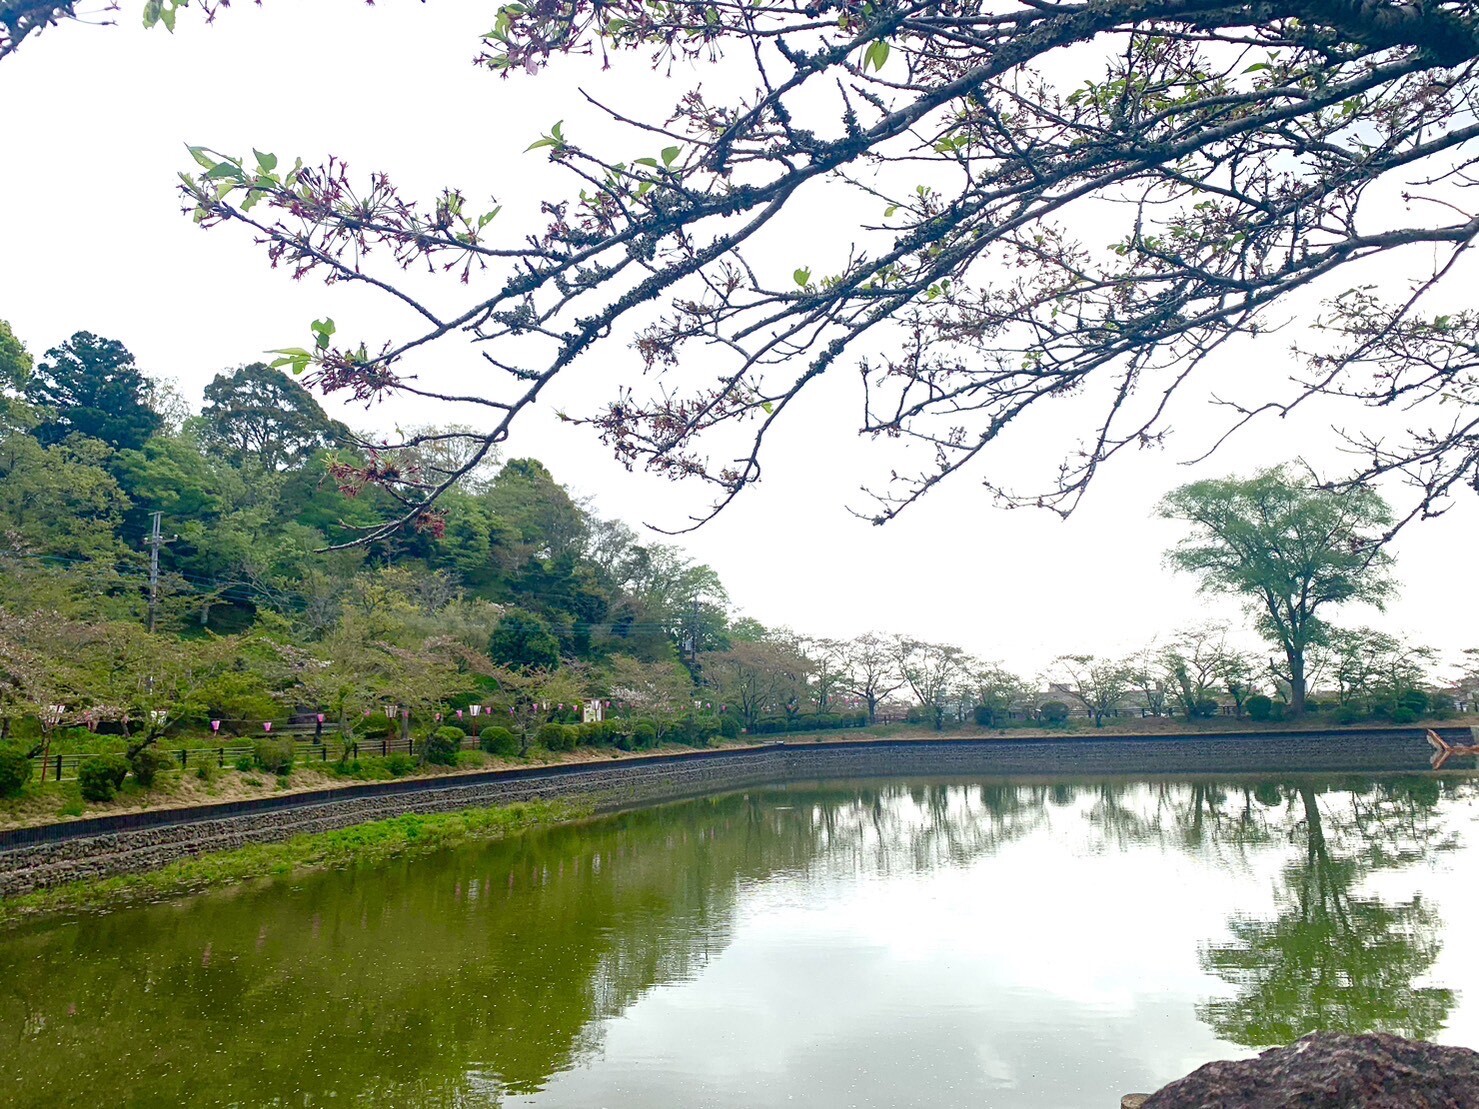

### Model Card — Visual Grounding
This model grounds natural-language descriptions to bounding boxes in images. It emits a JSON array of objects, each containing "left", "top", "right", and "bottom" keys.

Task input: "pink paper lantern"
[
  {"left": 263, "top": 722, "right": 272, "bottom": 733},
  {"left": 317, "top": 713, "right": 325, "bottom": 723},
  {"left": 210, "top": 720, "right": 221, "bottom": 733}
]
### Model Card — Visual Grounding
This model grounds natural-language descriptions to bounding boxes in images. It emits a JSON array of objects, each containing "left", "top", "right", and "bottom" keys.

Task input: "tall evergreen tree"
[{"left": 25, "top": 331, "right": 159, "bottom": 450}]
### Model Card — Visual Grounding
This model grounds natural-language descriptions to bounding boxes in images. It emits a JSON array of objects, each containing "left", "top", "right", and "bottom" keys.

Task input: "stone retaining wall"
[{"left": 0, "top": 728, "right": 1464, "bottom": 897}]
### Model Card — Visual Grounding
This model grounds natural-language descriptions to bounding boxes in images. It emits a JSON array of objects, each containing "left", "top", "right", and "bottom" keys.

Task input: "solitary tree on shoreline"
[{"left": 1159, "top": 468, "right": 1394, "bottom": 716}]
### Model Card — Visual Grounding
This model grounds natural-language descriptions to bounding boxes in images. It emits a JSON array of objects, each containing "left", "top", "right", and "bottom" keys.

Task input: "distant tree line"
[{"left": 0, "top": 323, "right": 1474, "bottom": 801}]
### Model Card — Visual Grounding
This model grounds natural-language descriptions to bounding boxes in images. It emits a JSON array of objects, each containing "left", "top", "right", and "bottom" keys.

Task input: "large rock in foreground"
[{"left": 1142, "top": 1032, "right": 1479, "bottom": 1108}]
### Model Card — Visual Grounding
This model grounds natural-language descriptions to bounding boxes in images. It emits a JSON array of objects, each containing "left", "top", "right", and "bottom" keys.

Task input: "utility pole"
[{"left": 146, "top": 511, "right": 164, "bottom": 633}]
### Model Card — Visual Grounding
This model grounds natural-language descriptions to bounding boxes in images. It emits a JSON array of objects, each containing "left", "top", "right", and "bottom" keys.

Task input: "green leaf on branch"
[
  {"left": 864, "top": 39, "right": 890, "bottom": 73},
  {"left": 793, "top": 267, "right": 811, "bottom": 287},
  {"left": 267, "top": 348, "right": 313, "bottom": 375},
  {"left": 525, "top": 120, "right": 567, "bottom": 153},
  {"left": 661, "top": 145, "right": 681, "bottom": 166}
]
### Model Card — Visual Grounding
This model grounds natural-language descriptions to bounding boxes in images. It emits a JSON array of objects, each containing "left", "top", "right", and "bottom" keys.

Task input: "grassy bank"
[{"left": 0, "top": 798, "right": 590, "bottom": 927}]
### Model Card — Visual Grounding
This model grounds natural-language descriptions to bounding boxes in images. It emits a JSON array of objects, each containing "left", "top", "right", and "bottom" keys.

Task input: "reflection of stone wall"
[{"left": 0, "top": 728, "right": 1468, "bottom": 896}]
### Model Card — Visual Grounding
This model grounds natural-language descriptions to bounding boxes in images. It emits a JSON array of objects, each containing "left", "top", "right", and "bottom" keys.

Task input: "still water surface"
[{"left": 4, "top": 775, "right": 1479, "bottom": 1107}]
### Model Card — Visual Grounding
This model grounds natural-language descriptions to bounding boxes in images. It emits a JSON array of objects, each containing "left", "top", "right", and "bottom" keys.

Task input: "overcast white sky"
[{"left": 0, "top": 2, "right": 1474, "bottom": 677}]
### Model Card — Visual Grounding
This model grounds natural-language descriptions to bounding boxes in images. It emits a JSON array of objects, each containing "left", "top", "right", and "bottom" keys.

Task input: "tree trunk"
[{"left": 1289, "top": 650, "right": 1307, "bottom": 715}]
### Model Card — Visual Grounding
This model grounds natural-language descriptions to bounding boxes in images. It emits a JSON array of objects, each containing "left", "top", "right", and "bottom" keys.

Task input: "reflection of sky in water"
[
  {"left": 4, "top": 777, "right": 1479, "bottom": 1109},
  {"left": 517, "top": 780, "right": 1479, "bottom": 1108}
]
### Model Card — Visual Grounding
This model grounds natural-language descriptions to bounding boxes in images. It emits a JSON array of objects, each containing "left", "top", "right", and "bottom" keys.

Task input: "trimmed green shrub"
[
  {"left": 1390, "top": 707, "right": 1420, "bottom": 725},
  {"left": 0, "top": 747, "right": 33, "bottom": 797},
  {"left": 253, "top": 738, "right": 296, "bottom": 775},
  {"left": 694, "top": 714, "right": 722, "bottom": 746},
  {"left": 480, "top": 726, "right": 520, "bottom": 757},
  {"left": 1398, "top": 689, "right": 1430, "bottom": 716},
  {"left": 1332, "top": 704, "right": 1366, "bottom": 725},
  {"left": 78, "top": 753, "right": 130, "bottom": 803},
  {"left": 1193, "top": 698, "right": 1220, "bottom": 719},
  {"left": 129, "top": 746, "right": 177, "bottom": 788},
  {"left": 234, "top": 754, "right": 254, "bottom": 772},
  {"left": 633, "top": 721, "right": 657, "bottom": 747},
  {"left": 719, "top": 716, "right": 741, "bottom": 739},
  {"left": 581, "top": 720, "right": 616, "bottom": 747},
  {"left": 1246, "top": 694, "right": 1274, "bottom": 721},
  {"left": 1038, "top": 701, "right": 1070, "bottom": 725},
  {"left": 535, "top": 722, "right": 567, "bottom": 751},
  {"left": 423, "top": 727, "right": 464, "bottom": 766},
  {"left": 385, "top": 753, "right": 417, "bottom": 776}
]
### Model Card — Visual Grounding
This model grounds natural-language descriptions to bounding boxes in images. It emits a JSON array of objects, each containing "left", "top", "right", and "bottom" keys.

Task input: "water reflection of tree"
[
  {"left": 0, "top": 782, "right": 1052, "bottom": 1108},
  {"left": 1197, "top": 779, "right": 1466, "bottom": 1047},
  {"left": 1082, "top": 780, "right": 1277, "bottom": 861},
  {"left": 2, "top": 776, "right": 1474, "bottom": 1104}
]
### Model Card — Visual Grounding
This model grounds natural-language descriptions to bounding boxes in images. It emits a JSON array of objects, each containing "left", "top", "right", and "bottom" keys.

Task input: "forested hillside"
[
  {"left": 1, "top": 326, "right": 810, "bottom": 758},
  {"left": 2, "top": 323, "right": 1474, "bottom": 808}
]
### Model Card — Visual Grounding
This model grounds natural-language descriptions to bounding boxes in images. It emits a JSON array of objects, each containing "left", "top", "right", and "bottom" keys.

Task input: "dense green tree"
[
  {"left": 0, "top": 432, "right": 139, "bottom": 616},
  {"left": 25, "top": 331, "right": 159, "bottom": 450},
  {"left": 1160, "top": 468, "right": 1395, "bottom": 715},
  {"left": 482, "top": 459, "right": 589, "bottom": 565},
  {"left": 489, "top": 608, "right": 562, "bottom": 671},
  {"left": 0, "top": 319, "right": 34, "bottom": 433},
  {"left": 200, "top": 363, "right": 346, "bottom": 471},
  {"left": 0, "top": 320, "right": 30, "bottom": 389}
]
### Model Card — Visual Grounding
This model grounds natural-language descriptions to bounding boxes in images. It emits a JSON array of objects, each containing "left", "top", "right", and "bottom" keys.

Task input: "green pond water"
[{"left": 3, "top": 775, "right": 1479, "bottom": 1107}]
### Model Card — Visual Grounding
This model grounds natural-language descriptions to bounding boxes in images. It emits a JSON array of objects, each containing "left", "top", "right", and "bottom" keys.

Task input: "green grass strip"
[{"left": 0, "top": 798, "right": 591, "bottom": 927}]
